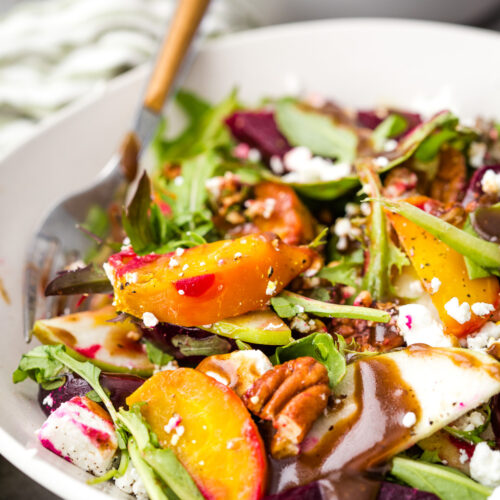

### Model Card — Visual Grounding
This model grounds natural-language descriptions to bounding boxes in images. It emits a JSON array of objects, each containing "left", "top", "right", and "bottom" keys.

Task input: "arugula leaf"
[
  {"left": 380, "top": 198, "right": 500, "bottom": 272},
  {"left": 445, "top": 406, "right": 491, "bottom": 445},
  {"left": 391, "top": 456, "right": 492, "bottom": 500},
  {"left": 371, "top": 114, "right": 408, "bottom": 151},
  {"left": 44, "top": 264, "right": 112, "bottom": 296},
  {"left": 171, "top": 334, "right": 231, "bottom": 357},
  {"left": 13, "top": 344, "right": 66, "bottom": 389},
  {"left": 275, "top": 100, "right": 358, "bottom": 163},
  {"left": 145, "top": 341, "right": 174, "bottom": 367},
  {"left": 271, "top": 291, "right": 390, "bottom": 322},
  {"left": 272, "top": 332, "right": 346, "bottom": 387},
  {"left": 287, "top": 176, "right": 360, "bottom": 201}
]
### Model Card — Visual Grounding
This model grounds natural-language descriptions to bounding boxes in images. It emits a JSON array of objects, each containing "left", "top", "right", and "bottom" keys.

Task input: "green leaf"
[
  {"left": 463, "top": 217, "right": 492, "bottom": 279},
  {"left": 272, "top": 291, "right": 390, "bottom": 322},
  {"left": 419, "top": 449, "right": 442, "bottom": 464},
  {"left": 175, "top": 89, "right": 211, "bottom": 122},
  {"left": 273, "top": 332, "right": 346, "bottom": 387},
  {"left": 308, "top": 227, "right": 328, "bottom": 249},
  {"left": 371, "top": 114, "right": 408, "bottom": 151},
  {"left": 319, "top": 248, "right": 364, "bottom": 288},
  {"left": 145, "top": 341, "right": 174, "bottom": 367},
  {"left": 143, "top": 447, "right": 204, "bottom": 500},
  {"left": 44, "top": 264, "right": 112, "bottom": 296},
  {"left": 414, "top": 128, "right": 458, "bottom": 163},
  {"left": 275, "top": 100, "right": 358, "bottom": 163},
  {"left": 128, "top": 439, "right": 171, "bottom": 500},
  {"left": 356, "top": 160, "right": 407, "bottom": 300},
  {"left": 154, "top": 90, "right": 238, "bottom": 163},
  {"left": 287, "top": 176, "right": 360, "bottom": 201},
  {"left": 235, "top": 340, "right": 252, "bottom": 350},
  {"left": 171, "top": 334, "right": 231, "bottom": 357},
  {"left": 85, "top": 390, "right": 103, "bottom": 403},
  {"left": 120, "top": 405, "right": 204, "bottom": 500},
  {"left": 380, "top": 198, "right": 500, "bottom": 271},
  {"left": 391, "top": 456, "right": 492, "bottom": 500},
  {"left": 12, "top": 345, "right": 66, "bottom": 389},
  {"left": 381, "top": 111, "right": 458, "bottom": 172}
]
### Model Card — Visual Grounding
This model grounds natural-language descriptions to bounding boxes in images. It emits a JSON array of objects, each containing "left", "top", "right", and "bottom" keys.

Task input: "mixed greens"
[{"left": 14, "top": 88, "right": 500, "bottom": 500}]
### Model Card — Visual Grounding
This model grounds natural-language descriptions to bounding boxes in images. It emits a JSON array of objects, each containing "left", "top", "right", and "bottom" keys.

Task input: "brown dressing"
[{"left": 268, "top": 355, "right": 421, "bottom": 499}]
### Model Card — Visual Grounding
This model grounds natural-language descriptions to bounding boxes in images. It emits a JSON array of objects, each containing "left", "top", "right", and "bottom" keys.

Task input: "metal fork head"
[{"left": 23, "top": 155, "right": 126, "bottom": 342}]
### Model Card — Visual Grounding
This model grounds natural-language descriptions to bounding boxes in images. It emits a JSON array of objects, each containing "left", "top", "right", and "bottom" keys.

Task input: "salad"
[{"left": 13, "top": 89, "right": 500, "bottom": 500}]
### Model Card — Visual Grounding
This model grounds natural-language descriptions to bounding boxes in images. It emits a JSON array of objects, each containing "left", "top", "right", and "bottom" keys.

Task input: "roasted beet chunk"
[{"left": 225, "top": 111, "right": 291, "bottom": 160}]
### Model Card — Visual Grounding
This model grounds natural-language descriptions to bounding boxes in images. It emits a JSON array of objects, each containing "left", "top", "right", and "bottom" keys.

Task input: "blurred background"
[{"left": 1, "top": 0, "right": 500, "bottom": 498}]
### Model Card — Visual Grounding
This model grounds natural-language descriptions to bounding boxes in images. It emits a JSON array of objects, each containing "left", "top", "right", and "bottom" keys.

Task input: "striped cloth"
[{"left": 0, "top": 0, "right": 256, "bottom": 158}]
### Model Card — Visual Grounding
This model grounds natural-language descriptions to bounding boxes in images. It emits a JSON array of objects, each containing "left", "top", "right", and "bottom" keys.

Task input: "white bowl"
[{"left": 1, "top": 18, "right": 500, "bottom": 500}]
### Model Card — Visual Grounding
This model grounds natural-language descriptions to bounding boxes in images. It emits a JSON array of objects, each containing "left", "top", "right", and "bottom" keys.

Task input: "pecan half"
[{"left": 242, "top": 357, "right": 330, "bottom": 459}]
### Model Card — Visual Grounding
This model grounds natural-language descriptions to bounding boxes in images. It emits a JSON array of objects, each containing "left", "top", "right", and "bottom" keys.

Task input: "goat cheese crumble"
[
  {"left": 481, "top": 169, "right": 500, "bottom": 196},
  {"left": 467, "top": 322, "right": 500, "bottom": 351},
  {"left": 470, "top": 442, "right": 500, "bottom": 488},
  {"left": 471, "top": 302, "right": 495, "bottom": 317},
  {"left": 429, "top": 277, "right": 441, "bottom": 294},
  {"left": 397, "top": 304, "right": 453, "bottom": 347},
  {"left": 444, "top": 297, "right": 471, "bottom": 324},
  {"left": 142, "top": 312, "right": 159, "bottom": 328}
]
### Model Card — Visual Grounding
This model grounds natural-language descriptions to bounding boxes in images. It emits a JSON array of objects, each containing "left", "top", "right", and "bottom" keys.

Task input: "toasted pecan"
[{"left": 243, "top": 357, "right": 330, "bottom": 459}]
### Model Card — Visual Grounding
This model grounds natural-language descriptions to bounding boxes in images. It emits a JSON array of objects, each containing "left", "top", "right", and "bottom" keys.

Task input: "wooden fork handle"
[{"left": 144, "top": 0, "right": 211, "bottom": 113}]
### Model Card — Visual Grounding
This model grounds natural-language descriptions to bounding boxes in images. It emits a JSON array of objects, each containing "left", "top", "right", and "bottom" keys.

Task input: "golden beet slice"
[
  {"left": 108, "top": 233, "right": 314, "bottom": 326},
  {"left": 126, "top": 368, "right": 267, "bottom": 500},
  {"left": 388, "top": 197, "right": 499, "bottom": 337}
]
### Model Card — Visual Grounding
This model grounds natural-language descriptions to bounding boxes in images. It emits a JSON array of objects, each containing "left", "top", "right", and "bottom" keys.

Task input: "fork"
[{"left": 23, "top": 0, "right": 211, "bottom": 342}]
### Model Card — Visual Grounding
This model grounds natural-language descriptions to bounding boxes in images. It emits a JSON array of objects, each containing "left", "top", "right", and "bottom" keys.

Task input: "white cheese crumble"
[
  {"left": 489, "top": 486, "right": 500, "bottom": 500},
  {"left": 402, "top": 412, "right": 417, "bottom": 428},
  {"left": 481, "top": 169, "right": 500, "bottom": 196},
  {"left": 444, "top": 297, "right": 471, "bottom": 324},
  {"left": 470, "top": 442, "right": 500, "bottom": 488},
  {"left": 102, "top": 262, "right": 115, "bottom": 286},
  {"left": 250, "top": 396, "right": 259, "bottom": 405},
  {"left": 459, "top": 448, "right": 469, "bottom": 464},
  {"left": 142, "top": 312, "right": 158, "bottom": 328},
  {"left": 164, "top": 414, "right": 182, "bottom": 434},
  {"left": 248, "top": 148, "right": 262, "bottom": 163},
  {"left": 42, "top": 394, "right": 54, "bottom": 408},
  {"left": 270, "top": 155, "right": 284, "bottom": 175},
  {"left": 469, "top": 142, "right": 487, "bottom": 169},
  {"left": 374, "top": 156, "right": 389, "bottom": 168},
  {"left": 467, "top": 322, "right": 500, "bottom": 351},
  {"left": 178, "top": 289, "right": 185, "bottom": 296},
  {"left": 383, "top": 139, "right": 398, "bottom": 152},
  {"left": 168, "top": 258, "right": 179, "bottom": 268},
  {"left": 125, "top": 272, "right": 138, "bottom": 284},
  {"left": 234, "top": 252, "right": 242, "bottom": 260},
  {"left": 173, "top": 176, "right": 184, "bottom": 186},
  {"left": 265, "top": 280, "right": 277, "bottom": 296},
  {"left": 360, "top": 202, "right": 371, "bottom": 217},
  {"left": 282, "top": 146, "right": 352, "bottom": 183},
  {"left": 472, "top": 302, "right": 495, "bottom": 317},
  {"left": 115, "top": 461, "right": 148, "bottom": 500},
  {"left": 429, "top": 277, "right": 441, "bottom": 294},
  {"left": 452, "top": 410, "right": 486, "bottom": 432},
  {"left": 175, "top": 248, "right": 185, "bottom": 257},
  {"left": 397, "top": 304, "right": 453, "bottom": 347}
]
